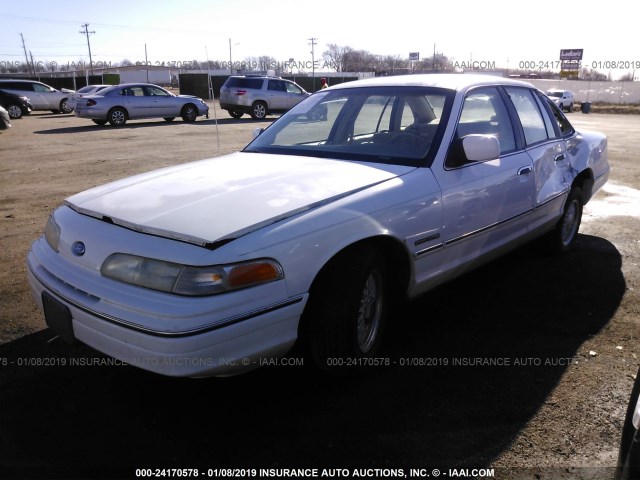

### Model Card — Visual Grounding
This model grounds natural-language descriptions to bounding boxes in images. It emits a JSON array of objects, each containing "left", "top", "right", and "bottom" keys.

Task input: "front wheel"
[
  {"left": 181, "top": 104, "right": 197, "bottom": 122},
  {"left": 250, "top": 101, "right": 267, "bottom": 120},
  {"left": 6, "top": 104, "right": 22, "bottom": 119},
  {"left": 60, "top": 99, "right": 73, "bottom": 114},
  {"left": 302, "top": 247, "right": 389, "bottom": 373},
  {"left": 546, "top": 186, "right": 583, "bottom": 253}
]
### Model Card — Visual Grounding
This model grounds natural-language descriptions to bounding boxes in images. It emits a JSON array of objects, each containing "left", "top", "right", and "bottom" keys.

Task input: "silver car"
[
  {"left": 74, "top": 83, "right": 209, "bottom": 126},
  {"left": 219, "top": 75, "right": 309, "bottom": 119},
  {"left": 66, "top": 84, "right": 111, "bottom": 110},
  {"left": 0, "top": 79, "right": 74, "bottom": 114}
]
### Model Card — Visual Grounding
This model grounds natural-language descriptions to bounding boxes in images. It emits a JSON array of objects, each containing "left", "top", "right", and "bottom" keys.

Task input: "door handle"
[
  {"left": 517, "top": 166, "right": 533, "bottom": 176},
  {"left": 554, "top": 153, "right": 566, "bottom": 162}
]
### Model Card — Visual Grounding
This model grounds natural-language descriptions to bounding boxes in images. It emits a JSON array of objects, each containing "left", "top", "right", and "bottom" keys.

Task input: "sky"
[{"left": 1, "top": 0, "right": 638, "bottom": 78}]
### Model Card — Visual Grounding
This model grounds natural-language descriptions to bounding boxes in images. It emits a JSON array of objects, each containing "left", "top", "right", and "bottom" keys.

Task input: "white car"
[
  {"left": 66, "top": 84, "right": 110, "bottom": 110},
  {"left": 0, "top": 79, "right": 74, "bottom": 114},
  {"left": 74, "top": 83, "right": 209, "bottom": 126},
  {"left": 546, "top": 89, "right": 575, "bottom": 112},
  {"left": 27, "top": 74, "right": 609, "bottom": 377}
]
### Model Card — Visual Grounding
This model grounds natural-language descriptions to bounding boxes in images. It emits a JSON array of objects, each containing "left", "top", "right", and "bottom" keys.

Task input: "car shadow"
[{"left": 0, "top": 234, "right": 624, "bottom": 475}]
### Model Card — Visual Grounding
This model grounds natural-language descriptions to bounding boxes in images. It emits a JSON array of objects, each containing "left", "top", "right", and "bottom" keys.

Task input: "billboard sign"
[
  {"left": 409, "top": 52, "right": 420, "bottom": 61},
  {"left": 560, "top": 49, "right": 583, "bottom": 61}
]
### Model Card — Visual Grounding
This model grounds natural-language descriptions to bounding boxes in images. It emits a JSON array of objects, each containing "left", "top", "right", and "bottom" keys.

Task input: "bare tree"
[{"left": 323, "top": 44, "right": 354, "bottom": 72}]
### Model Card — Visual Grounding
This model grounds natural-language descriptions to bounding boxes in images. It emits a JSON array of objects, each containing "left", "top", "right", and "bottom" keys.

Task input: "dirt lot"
[{"left": 0, "top": 107, "right": 639, "bottom": 479}]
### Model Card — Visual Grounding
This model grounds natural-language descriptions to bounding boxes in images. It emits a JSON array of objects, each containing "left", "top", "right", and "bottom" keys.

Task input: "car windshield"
[
  {"left": 244, "top": 86, "right": 454, "bottom": 167},
  {"left": 547, "top": 91, "right": 563, "bottom": 98}
]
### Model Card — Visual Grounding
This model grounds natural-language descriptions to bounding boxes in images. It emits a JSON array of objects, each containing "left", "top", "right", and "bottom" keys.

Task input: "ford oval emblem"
[{"left": 71, "top": 241, "right": 86, "bottom": 257}]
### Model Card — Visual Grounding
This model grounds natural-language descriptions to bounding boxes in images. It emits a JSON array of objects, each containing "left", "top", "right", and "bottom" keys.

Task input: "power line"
[{"left": 79, "top": 23, "right": 95, "bottom": 75}]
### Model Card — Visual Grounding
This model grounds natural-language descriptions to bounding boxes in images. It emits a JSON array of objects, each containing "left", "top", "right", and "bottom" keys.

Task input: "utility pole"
[
  {"left": 20, "top": 33, "right": 33, "bottom": 75},
  {"left": 79, "top": 23, "right": 95, "bottom": 75},
  {"left": 308, "top": 37, "right": 317, "bottom": 92}
]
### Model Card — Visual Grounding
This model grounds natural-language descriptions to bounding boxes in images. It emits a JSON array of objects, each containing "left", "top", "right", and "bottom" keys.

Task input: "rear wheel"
[
  {"left": 107, "top": 107, "right": 127, "bottom": 126},
  {"left": 181, "top": 104, "right": 197, "bottom": 122},
  {"left": 302, "top": 247, "right": 389, "bottom": 373},
  {"left": 163, "top": 117, "right": 175, "bottom": 122},
  {"left": 5, "top": 104, "right": 22, "bottom": 119},
  {"left": 250, "top": 101, "right": 267, "bottom": 120},
  {"left": 546, "top": 186, "right": 583, "bottom": 253},
  {"left": 229, "top": 110, "right": 243, "bottom": 119},
  {"left": 92, "top": 119, "right": 107, "bottom": 126}
]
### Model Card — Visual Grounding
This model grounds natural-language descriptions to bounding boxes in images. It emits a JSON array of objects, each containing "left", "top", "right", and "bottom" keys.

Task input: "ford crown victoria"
[{"left": 27, "top": 74, "right": 609, "bottom": 377}]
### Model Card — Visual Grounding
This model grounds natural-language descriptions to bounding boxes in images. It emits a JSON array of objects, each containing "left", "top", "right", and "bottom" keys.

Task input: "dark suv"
[
  {"left": 219, "top": 75, "right": 309, "bottom": 119},
  {"left": 0, "top": 89, "right": 33, "bottom": 119}
]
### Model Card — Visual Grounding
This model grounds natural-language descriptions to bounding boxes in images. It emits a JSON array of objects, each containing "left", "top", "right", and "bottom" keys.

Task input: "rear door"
[
  {"left": 119, "top": 86, "right": 152, "bottom": 118},
  {"left": 504, "top": 86, "right": 571, "bottom": 232},
  {"left": 267, "top": 80, "right": 288, "bottom": 110}
]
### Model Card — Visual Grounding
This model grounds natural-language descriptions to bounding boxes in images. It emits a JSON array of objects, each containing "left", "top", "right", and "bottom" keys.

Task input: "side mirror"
[
  {"left": 252, "top": 127, "right": 264, "bottom": 139},
  {"left": 462, "top": 134, "right": 500, "bottom": 162}
]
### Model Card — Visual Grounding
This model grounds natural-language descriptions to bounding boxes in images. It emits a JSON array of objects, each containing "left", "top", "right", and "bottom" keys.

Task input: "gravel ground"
[{"left": 0, "top": 109, "right": 638, "bottom": 480}]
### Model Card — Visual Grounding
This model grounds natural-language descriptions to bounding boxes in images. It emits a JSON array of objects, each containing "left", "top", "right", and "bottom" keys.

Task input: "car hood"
[{"left": 65, "top": 152, "right": 414, "bottom": 248}]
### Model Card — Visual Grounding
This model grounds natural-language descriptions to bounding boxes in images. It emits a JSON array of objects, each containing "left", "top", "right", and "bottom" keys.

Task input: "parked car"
[
  {"left": 219, "top": 75, "right": 309, "bottom": 119},
  {"left": 546, "top": 89, "right": 574, "bottom": 112},
  {"left": 0, "top": 79, "right": 74, "bottom": 114},
  {"left": 0, "top": 105, "right": 11, "bottom": 130},
  {"left": 27, "top": 74, "right": 609, "bottom": 377},
  {"left": 615, "top": 367, "right": 640, "bottom": 480},
  {"left": 66, "top": 84, "right": 110, "bottom": 110},
  {"left": 74, "top": 83, "right": 209, "bottom": 126},
  {"left": 0, "top": 89, "right": 33, "bottom": 119}
]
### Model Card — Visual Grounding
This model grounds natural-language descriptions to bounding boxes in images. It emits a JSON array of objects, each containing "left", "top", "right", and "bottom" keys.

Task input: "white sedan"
[{"left": 27, "top": 74, "right": 609, "bottom": 377}]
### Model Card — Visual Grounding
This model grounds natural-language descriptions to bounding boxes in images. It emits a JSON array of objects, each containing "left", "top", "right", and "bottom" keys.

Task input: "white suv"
[
  {"left": 219, "top": 75, "right": 309, "bottom": 119},
  {"left": 546, "top": 89, "right": 574, "bottom": 112},
  {"left": 0, "top": 79, "right": 75, "bottom": 114}
]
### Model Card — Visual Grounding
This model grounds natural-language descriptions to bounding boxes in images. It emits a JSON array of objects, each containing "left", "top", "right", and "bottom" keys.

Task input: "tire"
[
  {"left": 567, "top": 102, "right": 573, "bottom": 113},
  {"left": 250, "top": 101, "right": 267, "bottom": 120},
  {"left": 5, "top": 104, "right": 22, "bottom": 119},
  {"left": 107, "top": 107, "right": 127, "bottom": 126},
  {"left": 181, "top": 104, "right": 197, "bottom": 122},
  {"left": 92, "top": 119, "right": 107, "bottom": 126},
  {"left": 229, "top": 110, "right": 243, "bottom": 119},
  {"left": 163, "top": 117, "right": 175, "bottom": 122},
  {"left": 60, "top": 98, "right": 73, "bottom": 114},
  {"left": 547, "top": 186, "right": 583, "bottom": 253},
  {"left": 301, "top": 247, "right": 389, "bottom": 373}
]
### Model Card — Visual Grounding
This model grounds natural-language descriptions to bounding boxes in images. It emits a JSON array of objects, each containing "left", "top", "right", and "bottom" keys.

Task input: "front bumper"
[{"left": 27, "top": 242, "right": 306, "bottom": 377}]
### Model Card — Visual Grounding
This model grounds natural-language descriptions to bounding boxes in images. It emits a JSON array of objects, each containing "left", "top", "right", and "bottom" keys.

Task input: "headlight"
[
  {"left": 100, "top": 254, "right": 284, "bottom": 296},
  {"left": 44, "top": 215, "right": 61, "bottom": 252}
]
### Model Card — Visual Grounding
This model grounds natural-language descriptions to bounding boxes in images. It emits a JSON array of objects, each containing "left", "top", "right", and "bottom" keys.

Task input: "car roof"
[
  {"left": 328, "top": 74, "right": 535, "bottom": 92},
  {"left": 0, "top": 79, "right": 43, "bottom": 84}
]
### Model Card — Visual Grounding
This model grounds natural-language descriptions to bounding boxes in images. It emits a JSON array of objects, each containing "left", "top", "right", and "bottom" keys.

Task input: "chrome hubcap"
[
  {"left": 7, "top": 105, "right": 21, "bottom": 118},
  {"left": 111, "top": 111, "right": 125, "bottom": 124},
  {"left": 356, "top": 270, "right": 383, "bottom": 353}
]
